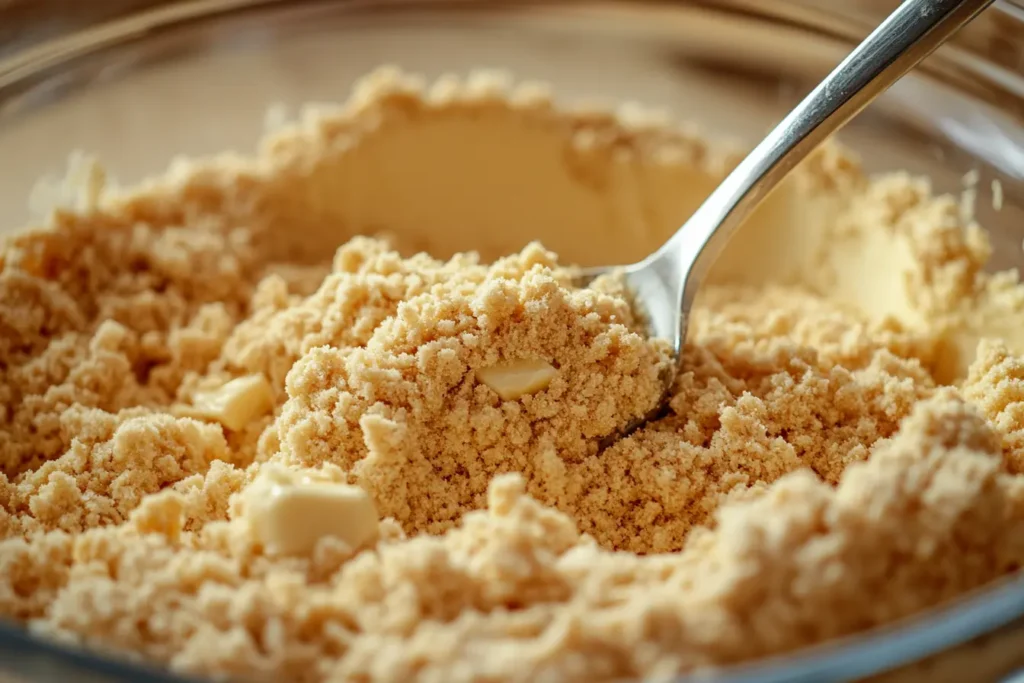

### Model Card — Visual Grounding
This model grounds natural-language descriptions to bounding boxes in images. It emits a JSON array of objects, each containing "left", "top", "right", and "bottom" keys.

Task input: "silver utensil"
[{"left": 578, "top": 0, "right": 996, "bottom": 433}]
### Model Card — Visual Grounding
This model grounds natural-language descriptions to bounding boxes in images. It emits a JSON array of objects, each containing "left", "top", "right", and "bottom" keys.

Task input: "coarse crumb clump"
[{"left": 2, "top": 67, "right": 1024, "bottom": 682}]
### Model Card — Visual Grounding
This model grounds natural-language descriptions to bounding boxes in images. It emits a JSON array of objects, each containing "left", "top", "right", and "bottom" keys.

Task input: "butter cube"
[
  {"left": 477, "top": 359, "right": 557, "bottom": 401},
  {"left": 187, "top": 374, "right": 273, "bottom": 431},
  {"left": 243, "top": 466, "right": 379, "bottom": 556}
]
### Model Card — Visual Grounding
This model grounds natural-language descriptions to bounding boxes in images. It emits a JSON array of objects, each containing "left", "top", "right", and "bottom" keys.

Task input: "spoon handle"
[{"left": 663, "top": 0, "right": 995, "bottom": 298}]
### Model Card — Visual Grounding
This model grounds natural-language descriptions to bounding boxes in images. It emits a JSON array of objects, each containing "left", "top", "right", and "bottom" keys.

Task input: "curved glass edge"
[
  {"left": 0, "top": 619, "right": 202, "bottom": 683},
  {"left": 3, "top": 576, "right": 1024, "bottom": 683},
  {"left": 0, "top": 1, "right": 1023, "bottom": 683},
  {"left": 698, "top": 574, "right": 1024, "bottom": 683}
]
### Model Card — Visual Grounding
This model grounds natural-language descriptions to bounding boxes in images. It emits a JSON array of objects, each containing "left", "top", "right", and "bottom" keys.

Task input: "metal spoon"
[{"left": 577, "top": 0, "right": 995, "bottom": 434}]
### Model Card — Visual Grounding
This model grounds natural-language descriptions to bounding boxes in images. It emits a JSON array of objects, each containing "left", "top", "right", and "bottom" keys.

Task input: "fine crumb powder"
[{"left": 2, "top": 67, "right": 1024, "bottom": 682}]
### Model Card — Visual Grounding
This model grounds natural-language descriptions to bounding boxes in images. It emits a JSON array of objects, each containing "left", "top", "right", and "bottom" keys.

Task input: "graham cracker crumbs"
[{"left": 2, "top": 67, "right": 1024, "bottom": 682}]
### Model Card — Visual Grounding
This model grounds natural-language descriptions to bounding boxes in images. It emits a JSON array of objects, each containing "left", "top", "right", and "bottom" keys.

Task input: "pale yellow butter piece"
[
  {"left": 188, "top": 374, "right": 273, "bottom": 431},
  {"left": 477, "top": 359, "right": 557, "bottom": 401},
  {"left": 243, "top": 466, "right": 379, "bottom": 557}
]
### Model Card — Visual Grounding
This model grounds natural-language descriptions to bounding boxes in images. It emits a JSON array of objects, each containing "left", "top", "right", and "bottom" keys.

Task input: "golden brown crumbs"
[{"left": 2, "top": 67, "right": 1024, "bottom": 682}]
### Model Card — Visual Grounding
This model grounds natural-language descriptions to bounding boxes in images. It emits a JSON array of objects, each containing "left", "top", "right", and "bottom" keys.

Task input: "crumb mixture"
[{"left": 3, "top": 68, "right": 1024, "bottom": 682}]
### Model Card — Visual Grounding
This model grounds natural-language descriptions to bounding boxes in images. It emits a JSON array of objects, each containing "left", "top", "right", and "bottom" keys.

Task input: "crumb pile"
[{"left": 2, "top": 68, "right": 1024, "bottom": 682}]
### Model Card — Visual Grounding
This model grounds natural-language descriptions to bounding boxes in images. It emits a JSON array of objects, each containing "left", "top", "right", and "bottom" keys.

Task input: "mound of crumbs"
[{"left": 3, "top": 67, "right": 1024, "bottom": 683}]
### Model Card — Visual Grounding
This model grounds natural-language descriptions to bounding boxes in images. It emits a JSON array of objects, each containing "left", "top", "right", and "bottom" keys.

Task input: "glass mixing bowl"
[{"left": 2, "top": 1, "right": 1024, "bottom": 681}]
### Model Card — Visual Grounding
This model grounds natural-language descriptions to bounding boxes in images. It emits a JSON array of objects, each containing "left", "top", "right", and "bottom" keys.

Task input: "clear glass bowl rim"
[{"left": 1, "top": 1, "right": 1024, "bottom": 682}]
